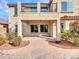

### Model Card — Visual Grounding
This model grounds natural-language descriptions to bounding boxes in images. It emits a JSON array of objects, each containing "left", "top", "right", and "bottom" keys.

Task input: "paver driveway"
[{"left": 0, "top": 37, "right": 79, "bottom": 59}]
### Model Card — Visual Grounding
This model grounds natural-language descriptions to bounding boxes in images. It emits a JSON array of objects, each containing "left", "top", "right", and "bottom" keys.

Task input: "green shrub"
[
  {"left": 61, "top": 30, "right": 79, "bottom": 46},
  {"left": 6, "top": 32, "right": 16, "bottom": 40},
  {"left": 12, "top": 36, "right": 21, "bottom": 46},
  {"left": 6, "top": 32, "right": 22, "bottom": 46},
  {"left": 0, "top": 36, "right": 5, "bottom": 45},
  {"left": 61, "top": 30, "right": 75, "bottom": 41}
]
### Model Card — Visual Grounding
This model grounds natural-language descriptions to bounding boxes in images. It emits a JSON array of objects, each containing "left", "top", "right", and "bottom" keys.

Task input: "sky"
[
  {"left": 0, "top": 0, "right": 48, "bottom": 20},
  {"left": 0, "top": 0, "right": 8, "bottom": 20}
]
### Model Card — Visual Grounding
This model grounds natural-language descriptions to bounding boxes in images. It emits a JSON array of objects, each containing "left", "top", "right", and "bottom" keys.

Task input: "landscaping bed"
[
  {"left": 48, "top": 22, "right": 79, "bottom": 49},
  {"left": 48, "top": 40, "right": 79, "bottom": 49},
  {"left": 0, "top": 32, "right": 30, "bottom": 50},
  {"left": 48, "top": 30, "right": 79, "bottom": 49},
  {"left": 0, "top": 39, "right": 29, "bottom": 50}
]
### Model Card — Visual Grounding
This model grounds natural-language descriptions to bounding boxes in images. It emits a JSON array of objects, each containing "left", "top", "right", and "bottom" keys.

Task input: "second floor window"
[
  {"left": 41, "top": 7, "right": 48, "bottom": 12},
  {"left": 21, "top": 7, "right": 37, "bottom": 12},
  {"left": 61, "top": 2, "right": 73, "bottom": 12},
  {"left": 31, "top": 7, "right": 37, "bottom": 12}
]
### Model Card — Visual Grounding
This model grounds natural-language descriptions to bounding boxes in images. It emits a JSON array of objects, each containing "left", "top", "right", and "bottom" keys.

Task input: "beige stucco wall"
[
  {"left": 0, "top": 25, "right": 7, "bottom": 37},
  {"left": 74, "top": 0, "right": 79, "bottom": 13},
  {"left": 22, "top": 21, "right": 29, "bottom": 36},
  {"left": 9, "top": 17, "right": 18, "bottom": 32},
  {"left": 8, "top": 7, "right": 18, "bottom": 32}
]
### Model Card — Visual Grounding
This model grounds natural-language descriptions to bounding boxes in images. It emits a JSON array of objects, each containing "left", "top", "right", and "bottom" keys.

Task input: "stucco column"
[
  {"left": 56, "top": 0, "right": 61, "bottom": 42},
  {"left": 57, "top": 0, "right": 61, "bottom": 12},
  {"left": 52, "top": 22, "right": 56, "bottom": 38},
  {"left": 17, "top": 2, "right": 22, "bottom": 37},
  {"left": 17, "top": 1, "right": 21, "bottom": 16},
  {"left": 38, "top": 25, "right": 40, "bottom": 33},
  {"left": 56, "top": 19, "right": 61, "bottom": 41},
  {"left": 37, "top": 2, "right": 41, "bottom": 13},
  {"left": 65, "top": 21, "right": 70, "bottom": 30},
  {"left": 17, "top": 20, "right": 22, "bottom": 37},
  {"left": 38, "top": 25, "right": 42, "bottom": 37}
]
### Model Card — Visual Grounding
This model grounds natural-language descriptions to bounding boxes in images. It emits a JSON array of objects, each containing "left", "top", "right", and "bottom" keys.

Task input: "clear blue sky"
[{"left": 0, "top": 0, "right": 48, "bottom": 20}]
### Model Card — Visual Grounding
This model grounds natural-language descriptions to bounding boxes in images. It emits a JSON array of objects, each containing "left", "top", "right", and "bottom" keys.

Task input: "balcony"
[
  {"left": 20, "top": 12, "right": 58, "bottom": 20},
  {"left": 12, "top": 2, "right": 58, "bottom": 20}
]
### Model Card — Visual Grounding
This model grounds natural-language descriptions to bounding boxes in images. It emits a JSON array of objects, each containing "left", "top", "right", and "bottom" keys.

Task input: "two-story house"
[{"left": 7, "top": 0, "right": 79, "bottom": 41}]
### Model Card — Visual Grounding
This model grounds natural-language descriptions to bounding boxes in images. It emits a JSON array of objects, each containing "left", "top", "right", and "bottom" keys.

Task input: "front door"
[
  {"left": 30, "top": 24, "right": 48, "bottom": 36},
  {"left": 40, "top": 25, "right": 48, "bottom": 33}
]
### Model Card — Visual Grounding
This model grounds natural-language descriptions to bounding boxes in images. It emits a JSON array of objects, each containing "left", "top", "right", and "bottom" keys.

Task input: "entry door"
[
  {"left": 40, "top": 25, "right": 48, "bottom": 33},
  {"left": 31, "top": 25, "right": 38, "bottom": 33}
]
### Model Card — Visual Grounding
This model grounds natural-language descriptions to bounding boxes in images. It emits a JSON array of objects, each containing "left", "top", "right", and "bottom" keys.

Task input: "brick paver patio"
[{"left": 0, "top": 37, "right": 79, "bottom": 59}]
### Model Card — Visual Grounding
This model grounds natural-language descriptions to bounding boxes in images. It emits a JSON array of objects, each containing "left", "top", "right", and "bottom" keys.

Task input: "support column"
[
  {"left": 17, "top": 20, "right": 22, "bottom": 37},
  {"left": 57, "top": 0, "right": 61, "bottom": 13},
  {"left": 38, "top": 25, "right": 42, "bottom": 37},
  {"left": 65, "top": 21, "right": 70, "bottom": 30},
  {"left": 17, "top": 2, "right": 22, "bottom": 37},
  {"left": 56, "top": 19, "right": 61, "bottom": 41},
  {"left": 56, "top": 0, "right": 61, "bottom": 42},
  {"left": 37, "top": 2, "right": 41, "bottom": 13},
  {"left": 53, "top": 22, "right": 57, "bottom": 38},
  {"left": 38, "top": 25, "right": 40, "bottom": 33},
  {"left": 17, "top": 2, "right": 21, "bottom": 15}
]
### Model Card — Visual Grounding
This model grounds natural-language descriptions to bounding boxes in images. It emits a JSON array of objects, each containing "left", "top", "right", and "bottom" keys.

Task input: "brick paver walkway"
[{"left": 0, "top": 37, "right": 79, "bottom": 59}]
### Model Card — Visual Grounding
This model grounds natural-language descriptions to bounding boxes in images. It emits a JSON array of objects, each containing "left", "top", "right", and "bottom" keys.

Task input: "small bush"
[
  {"left": 0, "top": 36, "right": 5, "bottom": 45},
  {"left": 61, "top": 30, "right": 75, "bottom": 41},
  {"left": 12, "top": 36, "right": 21, "bottom": 46},
  {"left": 6, "top": 32, "right": 16, "bottom": 40},
  {"left": 61, "top": 30, "right": 79, "bottom": 46}
]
